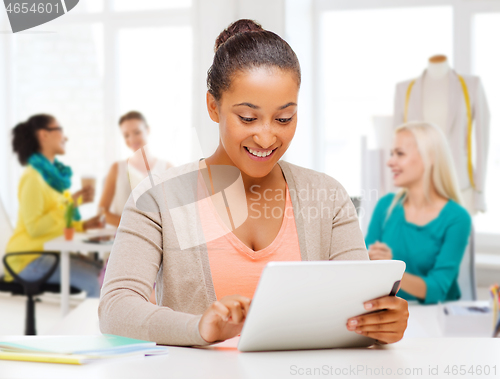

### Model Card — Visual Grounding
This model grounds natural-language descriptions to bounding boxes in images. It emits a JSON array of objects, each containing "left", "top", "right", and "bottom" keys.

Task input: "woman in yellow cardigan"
[{"left": 5, "top": 114, "right": 103, "bottom": 297}]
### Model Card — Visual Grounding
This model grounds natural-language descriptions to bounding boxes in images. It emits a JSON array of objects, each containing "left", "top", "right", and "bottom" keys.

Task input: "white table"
[
  {"left": 0, "top": 337, "right": 499, "bottom": 379},
  {"left": 44, "top": 230, "right": 115, "bottom": 317},
  {"left": 2, "top": 300, "right": 498, "bottom": 378},
  {"left": 46, "top": 300, "right": 493, "bottom": 338}
]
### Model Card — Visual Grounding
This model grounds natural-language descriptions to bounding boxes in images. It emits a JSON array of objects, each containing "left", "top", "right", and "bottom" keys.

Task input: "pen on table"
[
  {"left": 493, "top": 317, "right": 500, "bottom": 338},
  {"left": 490, "top": 284, "right": 499, "bottom": 330}
]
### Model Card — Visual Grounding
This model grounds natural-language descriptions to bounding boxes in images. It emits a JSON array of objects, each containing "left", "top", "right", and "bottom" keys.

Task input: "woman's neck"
[
  {"left": 405, "top": 181, "right": 445, "bottom": 209},
  {"left": 39, "top": 150, "right": 55, "bottom": 164}
]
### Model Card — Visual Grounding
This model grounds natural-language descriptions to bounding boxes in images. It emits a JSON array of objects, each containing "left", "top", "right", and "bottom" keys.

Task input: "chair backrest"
[
  {"left": 457, "top": 224, "right": 477, "bottom": 301},
  {"left": 350, "top": 197, "right": 362, "bottom": 216},
  {"left": 0, "top": 196, "right": 14, "bottom": 266}
]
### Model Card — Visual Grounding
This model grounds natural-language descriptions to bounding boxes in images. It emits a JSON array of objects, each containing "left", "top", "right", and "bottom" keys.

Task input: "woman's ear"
[
  {"left": 36, "top": 129, "right": 47, "bottom": 144},
  {"left": 206, "top": 92, "right": 220, "bottom": 123}
]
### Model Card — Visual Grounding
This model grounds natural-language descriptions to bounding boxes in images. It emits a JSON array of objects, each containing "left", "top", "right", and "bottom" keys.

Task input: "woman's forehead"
[
  {"left": 395, "top": 130, "right": 417, "bottom": 148},
  {"left": 222, "top": 67, "right": 299, "bottom": 106}
]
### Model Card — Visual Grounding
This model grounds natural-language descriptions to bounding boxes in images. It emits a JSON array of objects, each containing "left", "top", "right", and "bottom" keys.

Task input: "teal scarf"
[{"left": 28, "top": 153, "right": 81, "bottom": 221}]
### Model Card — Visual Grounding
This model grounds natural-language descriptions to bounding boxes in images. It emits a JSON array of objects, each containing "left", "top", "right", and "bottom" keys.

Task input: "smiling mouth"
[{"left": 244, "top": 146, "right": 278, "bottom": 158}]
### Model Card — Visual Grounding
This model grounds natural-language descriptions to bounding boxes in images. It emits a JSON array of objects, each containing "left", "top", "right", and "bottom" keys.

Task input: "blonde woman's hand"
[
  {"left": 346, "top": 296, "right": 408, "bottom": 344},
  {"left": 368, "top": 241, "right": 392, "bottom": 260},
  {"left": 199, "top": 295, "right": 251, "bottom": 343}
]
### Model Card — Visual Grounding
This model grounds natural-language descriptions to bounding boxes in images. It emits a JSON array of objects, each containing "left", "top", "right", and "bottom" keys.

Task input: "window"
[
  {"left": 112, "top": 0, "right": 191, "bottom": 12},
  {"left": 4, "top": 1, "right": 193, "bottom": 222},
  {"left": 12, "top": 23, "right": 105, "bottom": 182},
  {"left": 320, "top": 6, "right": 453, "bottom": 196},
  {"left": 117, "top": 26, "right": 193, "bottom": 166},
  {"left": 72, "top": 0, "right": 103, "bottom": 13},
  {"left": 472, "top": 13, "right": 500, "bottom": 234}
]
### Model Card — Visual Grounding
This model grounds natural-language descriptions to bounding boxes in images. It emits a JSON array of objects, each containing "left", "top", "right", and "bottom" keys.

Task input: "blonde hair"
[{"left": 387, "top": 122, "right": 463, "bottom": 217}]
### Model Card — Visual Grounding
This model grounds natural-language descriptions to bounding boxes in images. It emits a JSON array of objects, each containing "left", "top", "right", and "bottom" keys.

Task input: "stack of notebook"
[{"left": 0, "top": 334, "right": 168, "bottom": 365}]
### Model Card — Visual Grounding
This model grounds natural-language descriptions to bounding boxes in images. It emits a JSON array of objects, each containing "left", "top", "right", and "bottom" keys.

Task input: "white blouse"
[{"left": 110, "top": 159, "right": 173, "bottom": 216}]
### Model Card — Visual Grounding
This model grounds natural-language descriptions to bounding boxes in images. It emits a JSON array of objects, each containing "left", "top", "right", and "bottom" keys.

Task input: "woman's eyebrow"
[
  {"left": 233, "top": 102, "right": 259, "bottom": 109},
  {"left": 232, "top": 102, "right": 297, "bottom": 110},
  {"left": 278, "top": 102, "right": 297, "bottom": 110}
]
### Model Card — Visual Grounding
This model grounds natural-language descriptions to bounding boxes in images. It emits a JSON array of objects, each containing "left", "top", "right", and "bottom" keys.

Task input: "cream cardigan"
[{"left": 99, "top": 160, "right": 369, "bottom": 346}]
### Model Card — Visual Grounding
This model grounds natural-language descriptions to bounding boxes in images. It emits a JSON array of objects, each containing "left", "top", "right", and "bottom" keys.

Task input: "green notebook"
[{"left": 0, "top": 335, "right": 168, "bottom": 364}]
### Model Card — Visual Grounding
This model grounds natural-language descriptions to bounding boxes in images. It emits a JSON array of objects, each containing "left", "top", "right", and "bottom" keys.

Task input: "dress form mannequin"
[
  {"left": 393, "top": 54, "right": 490, "bottom": 215},
  {"left": 423, "top": 55, "right": 473, "bottom": 213},
  {"left": 423, "top": 55, "right": 450, "bottom": 131}
]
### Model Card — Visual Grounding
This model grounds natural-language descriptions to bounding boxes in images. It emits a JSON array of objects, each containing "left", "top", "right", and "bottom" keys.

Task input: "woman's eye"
[
  {"left": 276, "top": 117, "right": 293, "bottom": 124},
  {"left": 239, "top": 116, "right": 256, "bottom": 123}
]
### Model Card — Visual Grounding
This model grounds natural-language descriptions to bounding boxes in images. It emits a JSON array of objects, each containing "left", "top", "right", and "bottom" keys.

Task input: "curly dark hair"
[{"left": 12, "top": 114, "right": 55, "bottom": 165}]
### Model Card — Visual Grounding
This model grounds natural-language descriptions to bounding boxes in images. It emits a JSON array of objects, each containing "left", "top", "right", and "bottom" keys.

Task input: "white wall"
[
  {"left": 284, "top": 0, "right": 315, "bottom": 170},
  {"left": 0, "top": 11, "right": 17, "bottom": 223},
  {"left": 192, "top": 0, "right": 286, "bottom": 158}
]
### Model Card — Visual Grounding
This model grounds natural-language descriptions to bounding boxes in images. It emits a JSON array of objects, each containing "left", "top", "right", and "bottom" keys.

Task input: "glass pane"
[
  {"left": 71, "top": 0, "right": 103, "bottom": 13},
  {"left": 12, "top": 24, "right": 105, "bottom": 212},
  {"left": 113, "top": 0, "right": 191, "bottom": 12},
  {"left": 472, "top": 13, "right": 500, "bottom": 234},
  {"left": 321, "top": 6, "right": 453, "bottom": 195},
  {"left": 117, "top": 26, "right": 193, "bottom": 166}
]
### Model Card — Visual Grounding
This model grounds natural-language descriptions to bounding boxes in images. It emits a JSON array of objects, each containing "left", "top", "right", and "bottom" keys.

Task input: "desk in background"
[{"left": 44, "top": 230, "right": 114, "bottom": 317}]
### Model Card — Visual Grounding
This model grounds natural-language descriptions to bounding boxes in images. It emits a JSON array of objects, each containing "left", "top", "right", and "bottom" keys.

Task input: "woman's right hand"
[
  {"left": 198, "top": 295, "right": 251, "bottom": 343},
  {"left": 83, "top": 215, "right": 105, "bottom": 231}
]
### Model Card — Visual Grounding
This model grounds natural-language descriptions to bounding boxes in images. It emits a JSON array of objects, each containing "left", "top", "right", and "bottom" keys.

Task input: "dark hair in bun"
[
  {"left": 207, "top": 19, "right": 301, "bottom": 102},
  {"left": 12, "top": 114, "right": 54, "bottom": 165}
]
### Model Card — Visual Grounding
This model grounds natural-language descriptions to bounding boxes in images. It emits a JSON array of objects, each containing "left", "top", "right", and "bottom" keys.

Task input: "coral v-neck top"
[{"left": 196, "top": 174, "right": 302, "bottom": 300}]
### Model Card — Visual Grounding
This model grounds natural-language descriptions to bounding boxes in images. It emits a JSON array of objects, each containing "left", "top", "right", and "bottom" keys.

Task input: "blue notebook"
[{"left": 0, "top": 335, "right": 168, "bottom": 364}]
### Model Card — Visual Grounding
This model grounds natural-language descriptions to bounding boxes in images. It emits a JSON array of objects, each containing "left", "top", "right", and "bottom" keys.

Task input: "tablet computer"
[
  {"left": 238, "top": 260, "right": 405, "bottom": 352},
  {"left": 82, "top": 235, "right": 114, "bottom": 245}
]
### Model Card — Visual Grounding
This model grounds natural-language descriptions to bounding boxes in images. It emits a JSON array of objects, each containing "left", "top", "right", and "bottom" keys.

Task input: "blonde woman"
[{"left": 366, "top": 122, "right": 471, "bottom": 304}]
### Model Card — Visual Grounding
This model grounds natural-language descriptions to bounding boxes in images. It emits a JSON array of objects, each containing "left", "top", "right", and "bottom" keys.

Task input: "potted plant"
[{"left": 62, "top": 191, "right": 82, "bottom": 241}]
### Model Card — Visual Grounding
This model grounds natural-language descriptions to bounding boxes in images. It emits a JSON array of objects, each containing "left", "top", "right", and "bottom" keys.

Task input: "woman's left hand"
[
  {"left": 346, "top": 296, "right": 408, "bottom": 344},
  {"left": 368, "top": 242, "right": 392, "bottom": 260}
]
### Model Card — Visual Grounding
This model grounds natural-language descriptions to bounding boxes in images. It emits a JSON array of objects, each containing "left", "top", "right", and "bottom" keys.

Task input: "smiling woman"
[
  {"left": 206, "top": 68, "right": 298, "bottom": 178},
  {"left": 5, "top": 114, "right": 104, "bottom": 297},
  {"left": 98, "top": 19, "right": 409, "bottom": 347},
  {"left": 365, "top": 122, "right": 471, "bottom": 304}
]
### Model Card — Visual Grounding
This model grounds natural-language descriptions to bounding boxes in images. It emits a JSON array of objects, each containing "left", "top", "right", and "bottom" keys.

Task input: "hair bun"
[
  {"left": 12, "top": 114, "right": 54, "bottom": 165},
  {"left": 13, "top": 121, "right": 29, "bottom": 136},
  {"left": 214, "top": 19, "right": 264, "bottom": 52}
]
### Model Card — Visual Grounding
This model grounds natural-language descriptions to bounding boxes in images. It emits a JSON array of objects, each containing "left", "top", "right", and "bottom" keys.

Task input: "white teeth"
[{"left": 247, "top": 148, "right": 272, "bottom": 157}]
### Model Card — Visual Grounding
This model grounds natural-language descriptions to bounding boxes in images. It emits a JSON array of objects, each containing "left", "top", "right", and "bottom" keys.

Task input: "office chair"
[
  {"left": 0, "top": 196, "right": 80, "bottom": 335},
  {"left": 457, "top": 224, "right": 477, "bottom": 301},
  {"left": 350, "top": 197, "right": 362, "bottom": 216}
]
